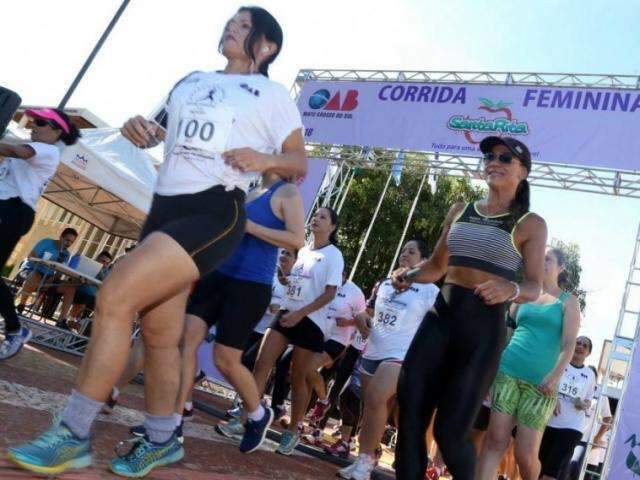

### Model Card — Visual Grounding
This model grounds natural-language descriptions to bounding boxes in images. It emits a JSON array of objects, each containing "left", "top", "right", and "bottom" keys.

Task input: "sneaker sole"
[
  {"left": 0, "top": 329, "right": 33, "bottom": 361},
  {"left": 215, "top": 424, "right": 244, "bottom": 439},
  {"left": 7, "top": 451, "right": 92, "bottom": 475},
  {"left": 240, "top": 408, "right": 274, "bottom": 454},
  {"left": 108, "top": 446, "right": 184, "bottom": 478}
]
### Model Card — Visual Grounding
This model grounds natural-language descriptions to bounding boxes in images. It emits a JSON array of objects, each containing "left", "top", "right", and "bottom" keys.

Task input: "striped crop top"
[{"left": 446, "top": 202, "right": 529, "bottom": 281}]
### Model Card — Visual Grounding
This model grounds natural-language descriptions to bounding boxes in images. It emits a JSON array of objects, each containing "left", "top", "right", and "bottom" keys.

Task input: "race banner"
[
  {"left": 298, "top": 157, "right": 329, "bottom": 216},
  {"left": 297, "top": 80, "right": 640, "bottom": 171},
  {"left": 606, "top": 342, "right": 640, "bottom": 478}
]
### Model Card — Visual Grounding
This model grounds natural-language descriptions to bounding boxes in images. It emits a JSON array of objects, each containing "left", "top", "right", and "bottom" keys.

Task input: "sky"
[{"left": 3, "top": 0, "right": 640, "bottom": 363}]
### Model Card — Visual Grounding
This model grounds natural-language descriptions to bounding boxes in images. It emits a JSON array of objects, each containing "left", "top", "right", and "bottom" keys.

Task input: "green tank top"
[{"left": 499, "top": 292, "right": 569, "bottom": 385}]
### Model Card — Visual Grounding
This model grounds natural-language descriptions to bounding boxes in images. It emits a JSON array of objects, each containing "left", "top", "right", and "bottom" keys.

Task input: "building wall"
[{"left": 7, "top": 198, "right": 135, "bottom": 277}]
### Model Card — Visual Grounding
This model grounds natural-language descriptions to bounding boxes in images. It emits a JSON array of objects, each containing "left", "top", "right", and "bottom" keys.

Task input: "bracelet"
[{"left": 507, "top": 281, "right": 520, "bottom": 302}]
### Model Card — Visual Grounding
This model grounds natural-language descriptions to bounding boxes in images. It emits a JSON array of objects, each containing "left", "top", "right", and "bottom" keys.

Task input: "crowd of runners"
[{"left": 0, "top": 5, "right": 610, "bottom": 480}]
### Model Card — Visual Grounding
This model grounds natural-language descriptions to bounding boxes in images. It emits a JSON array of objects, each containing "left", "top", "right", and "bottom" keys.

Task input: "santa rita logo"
[
  {"left": 447, "top": 98, "right": 530, "bottom": 145},
  {"left": 625, "top": 434, "right": 640, "bottom": 476}
]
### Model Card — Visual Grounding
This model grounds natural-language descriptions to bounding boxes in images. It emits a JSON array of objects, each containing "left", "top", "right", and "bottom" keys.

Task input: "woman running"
[
  {"left": 8, "top": 7, "right": 305, "bottom": 477},
  {"left": 476, "top": 247, "right": 580, "bottom": 480},
  {"left": 0, "top": 109, "right": 80, "bottom": 360},
  {"left": 250, "top": 206, "right": 344, "bottom": 455},
  {"left": 174, "top": 172, "right": 304, "bottom": 454},
  {"left": 307, "top": 269, "right": 366, "bottom": 419},
  {"left": 241, "top": 248, "right": 297, "bottom": 373},
  {"left": 394, "top": 136, "right": 547, "bottom": 480},
  {"left": 538, "top": 336, "right": 596, "bottom": 480},
  {"left": 338, "top": 239, "right": 439, "bottom": 480}
]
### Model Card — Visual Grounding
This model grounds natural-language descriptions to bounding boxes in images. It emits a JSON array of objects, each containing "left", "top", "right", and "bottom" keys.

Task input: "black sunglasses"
[
  {"left": 34, "top": 118, "right": 60, "bottom": 130},
  {"left": 483, "top": 152, "right": 515, "bottom": 165}
]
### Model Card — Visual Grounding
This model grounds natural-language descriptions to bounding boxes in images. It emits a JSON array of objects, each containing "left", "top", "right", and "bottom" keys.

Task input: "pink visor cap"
[{"left": 25, "top": 108, "right": 70, "bottom": 134}]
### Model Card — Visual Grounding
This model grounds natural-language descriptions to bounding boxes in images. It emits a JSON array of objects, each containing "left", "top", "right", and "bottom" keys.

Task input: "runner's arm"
[
  {"left": 245, "top": 183, "right": 305, "bottom": 251},
  {"left": 0, "top": 143, "right": 36, "bottom": 160}
]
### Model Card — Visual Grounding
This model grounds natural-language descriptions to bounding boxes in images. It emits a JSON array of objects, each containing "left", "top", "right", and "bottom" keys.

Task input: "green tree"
[
  {"left": 550, "top": 239, "right": 587, "bottom": 311},
  {"left": 331, "top": 168, "right": 484, "bottom": 294}
]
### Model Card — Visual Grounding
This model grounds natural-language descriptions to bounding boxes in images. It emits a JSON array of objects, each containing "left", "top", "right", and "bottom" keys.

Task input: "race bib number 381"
[{"left": 176, "top": 104, "right": 235, "bottom": 155}]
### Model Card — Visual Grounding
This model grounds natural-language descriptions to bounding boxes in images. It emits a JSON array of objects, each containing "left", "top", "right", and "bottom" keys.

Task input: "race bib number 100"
[{"left": 176, "top": 104, "right": 234, "bottom": 155}]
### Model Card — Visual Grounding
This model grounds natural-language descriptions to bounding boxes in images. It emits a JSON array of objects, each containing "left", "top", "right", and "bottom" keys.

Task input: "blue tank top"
[{"left": 218, "top": 181, "right": 286, "bottom": 284}]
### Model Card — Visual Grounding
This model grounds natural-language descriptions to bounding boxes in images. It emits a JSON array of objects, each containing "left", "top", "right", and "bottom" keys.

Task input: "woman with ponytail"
[
  {"left": 239, "top": 206, "right": 344, "bottom": 455},
  {"left": 390, "top": 137, "right": 547, "bottom": 480},
  {"left": 8, "top": 6, "right": 307, "bottom": 478},
  {"left": 476, "top": 247, "right": 580, "bottom": 480},
  {"left": 0, "top": 108, "right": 80, "bottom": 361}
]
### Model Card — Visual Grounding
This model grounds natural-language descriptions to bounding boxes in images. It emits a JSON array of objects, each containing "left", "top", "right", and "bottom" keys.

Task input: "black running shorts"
[
  {"left": 324, "top": 339, "right": 346, "bottom": 361},
  {"left": 139, "top": 185, "right": 246, "bottom": 276},
  {"left": 186, "top": 271, "right": 271, "bottom": 350},
  {"left": 270, "top": 310, "right": 325, "bottom": 353}
]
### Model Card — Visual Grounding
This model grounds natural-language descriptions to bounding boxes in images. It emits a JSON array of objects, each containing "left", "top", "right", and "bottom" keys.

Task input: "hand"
[
  {"left": 279, "top": 310, "right": 305, "bottom": 328},
  {"left": 573, "top": 397, "right": 590, "bottom": 411},
  {"left": 593, "top": 436, "right": 606, "bottom": 447},
  {"left": 335, "top": 317, "right": 352, "bottom": 328},
  {"left": 354, "top": 312, "right": 372, "bottom": 338},
  {"left": 268, "top": 303, "right": 280, "bottom": 315},
  {"left": 538, "top": 373, "right": 560, "bottom": 396},
  {"left": 391, "top": 267, "right": 412, "bottom": 291},
  {"left": 474, "top": 279, "right": 518, "bottom": 305},
  {"left": 121, "top": 115, "right": 160, "bottom": 148},
  {"left": 223, "top": 148, "right": 270, "bottom": 173},
  {"left": 553, "top": 401, "right": 561, "bottom": 416}
]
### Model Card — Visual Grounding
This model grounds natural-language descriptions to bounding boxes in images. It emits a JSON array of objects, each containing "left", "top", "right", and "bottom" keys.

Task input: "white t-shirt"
[
  {"left": 155, "top": 71, "right": 303, "bottom": 196},
  {"left": 548, "top": 363, "right": 597, "bottom": 432},
  {"left": 0, "top": 142, "right": 61, "bottom": 210},
  {"left": 326, "top": 280, "right": 366, "bottom": 346},
  {"left": 253, "top": 278, "right": 286, "bottom": 335},
  {"left": 364, "top": 279, "right": 439, "bottom": 361},
  {"left": 280, "top": 244, "right": 344, "bottom": 335}
]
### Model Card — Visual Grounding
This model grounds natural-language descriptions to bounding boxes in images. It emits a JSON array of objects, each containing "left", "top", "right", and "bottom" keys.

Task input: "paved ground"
[{"left": 0, "top": 341, "right": 340, "bottom": 479}]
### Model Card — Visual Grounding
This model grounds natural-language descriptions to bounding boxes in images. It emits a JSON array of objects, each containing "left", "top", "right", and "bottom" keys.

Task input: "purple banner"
[
  {"left": 297, "top": 157, "right": 329, "bottom": 215},
  {"left": 606, "top": 343, "right": 640, "bottom": 478},
  {"left": 297, "top": 80, "right": 640, "bottom": 171}
]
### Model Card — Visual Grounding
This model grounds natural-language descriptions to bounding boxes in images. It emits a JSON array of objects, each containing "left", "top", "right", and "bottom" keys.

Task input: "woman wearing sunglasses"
[
  {"left": 8, "top": 6, "right": 305, "bottom": 478},
  {"left": 0, "top": 108, "right": 80, "bottom": 361},
  {"left": 393, "top": 136, "right": 547, "bottom": 480},
  {"left": 476, "top": 247, "right": 580, "bottom": 480}
]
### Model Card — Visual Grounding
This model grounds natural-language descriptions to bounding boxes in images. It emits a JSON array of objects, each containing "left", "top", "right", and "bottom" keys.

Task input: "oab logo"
[{"left": 308, "top": 89, "right": 359, "bottom": 111}]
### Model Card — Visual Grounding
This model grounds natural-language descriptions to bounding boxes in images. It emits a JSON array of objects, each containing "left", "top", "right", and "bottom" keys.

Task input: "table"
[{"left": 20, "top": 258, "right": 103, "bottom": 334}]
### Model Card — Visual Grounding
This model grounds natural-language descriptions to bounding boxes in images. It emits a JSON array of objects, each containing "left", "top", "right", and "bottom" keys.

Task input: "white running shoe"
[{"left": 337, "top": 454, "right": 374, "bottom": 480}]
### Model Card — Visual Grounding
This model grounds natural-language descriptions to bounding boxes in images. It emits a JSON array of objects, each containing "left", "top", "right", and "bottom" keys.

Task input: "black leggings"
[
  {"left": 241, "top": 331, "right": 265, "bottom": 372},
  {"left": 271, "top": 346, "right": 293, "bottom": 407},
  {"left": 396, "top": 283, "right": 506, "bottom": 480},
  {"left": 318, "top": 345, "right": 362, "bottom": 430},
  {"left": 339, "top": 385, "right": 362, "bottom": 430},
  {"left": 0, "top": 198, "right": 35, "bottom": 334}
]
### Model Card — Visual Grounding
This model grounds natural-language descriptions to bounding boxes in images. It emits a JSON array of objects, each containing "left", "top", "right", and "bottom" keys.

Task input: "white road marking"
[{"left": 0, "top": 379, "right": 287, "bottom": 452}]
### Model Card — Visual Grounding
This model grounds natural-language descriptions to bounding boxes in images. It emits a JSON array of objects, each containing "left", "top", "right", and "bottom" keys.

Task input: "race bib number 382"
[
  {"left": 176, "top": 104, "right": 234, "bottom": 155},
  {"left": 376, "top": 301, "right": 403, "bottom": 332}
]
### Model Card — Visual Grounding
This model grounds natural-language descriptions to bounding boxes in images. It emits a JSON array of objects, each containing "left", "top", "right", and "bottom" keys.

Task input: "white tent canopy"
[{"left": 5, "top": 123, "right": 158, "bottom": 239}]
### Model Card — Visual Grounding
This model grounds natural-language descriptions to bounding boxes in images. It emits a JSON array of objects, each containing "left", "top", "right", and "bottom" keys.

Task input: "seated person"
[
  {"left": 57, "top": 250, "right": 113, "bottom": 329},
  {"left": 15, "top": 227, "right": 78, "bottom": 313}
]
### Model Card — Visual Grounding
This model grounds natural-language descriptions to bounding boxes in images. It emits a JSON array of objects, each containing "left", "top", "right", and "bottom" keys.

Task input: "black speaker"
[{"left": 0, "top": 86, "right": 22, "bottom": 138}]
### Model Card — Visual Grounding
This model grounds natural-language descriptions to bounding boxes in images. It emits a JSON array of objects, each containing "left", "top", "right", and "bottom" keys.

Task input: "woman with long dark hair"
[
  {"left": 8, "top": 6, "right": 305, "bottom": 478},
  {"left": 476, "top": 247, "right": 581, "bottom": 480},
  {"left": 245, "top": 206, "right": 344, "bottom": 455},
  {"left": 394, "top": 136, "right": 548, "bottom": 480},
  {"left": 338, "top": 240, "right": 439, "bottom": 479},
  {"left": 0, "top": 108, "right": 80, "bottom": 360}
]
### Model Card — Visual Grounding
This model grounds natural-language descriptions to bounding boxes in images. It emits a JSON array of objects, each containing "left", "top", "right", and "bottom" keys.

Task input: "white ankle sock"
[
  {"left": 173, "top": 413, "right": 182, "bottom": 426},
  {"left": 248, "top": 404, "right": 265, "bottom": 422}
]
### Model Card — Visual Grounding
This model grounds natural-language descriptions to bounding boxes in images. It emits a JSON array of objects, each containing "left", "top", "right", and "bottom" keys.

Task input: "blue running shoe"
[
  {"left": 240, "top": 407, "right": 274, "bottom": 454},
  {"left": 7, "top": 423, "right": 92, "bottom": 475},
  {"left": 275, "top": 430, "right": 299, "bottom": 456},
  {"left": 0, "top": 326, "right": 33, "bottom": 360},
  {"left": 109, "top": 434, "right": 184, "bottom": 478},
  {"left": 129, "top": 424, "right": 146, "bottom": 437}
]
